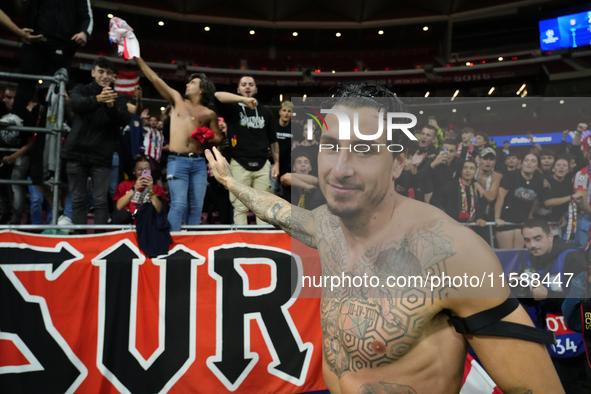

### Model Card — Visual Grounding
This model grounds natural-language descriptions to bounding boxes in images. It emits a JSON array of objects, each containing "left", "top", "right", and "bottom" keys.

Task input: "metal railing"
[
  {"left": 0, "top": 220, "right": 563, "bottom": 250},
  {"left": 0, "top": 71, "right": 67, "bottom": 225},
  {"left": 465, "top": 221, "right": 562, "bottom": 248},
  {"left": 0, "top": 224, "right": 277, "bottom": 231}
]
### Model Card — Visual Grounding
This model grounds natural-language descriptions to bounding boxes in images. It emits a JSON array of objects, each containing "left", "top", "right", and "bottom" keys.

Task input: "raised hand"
[
  {"left": 244, "top": 97, "right": 257, "bottom": 110},
  {"left": 19, "top": 28, "right": 43, "bottom": 44},
  {"left": 205, "top": 147, "right": 234, "bottom": 188},
  {"left": 140, "top": 108, "right": 150, "bottom": 119},
  {"left": 411, "top": 151, "right": 426, "bottom": 166}
]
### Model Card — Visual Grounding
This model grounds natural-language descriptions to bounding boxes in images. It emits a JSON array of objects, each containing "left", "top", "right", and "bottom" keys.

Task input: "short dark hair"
[
  {"left": 238, "top": 75, "right": 257, "bottom": 86},
  {"left": 188, "top": 73, "right": 216, "bottom": 108},
  {"left": 506, "top": 152, "right": 518, "bottom": 159},
  {"left": 132, "top": 154, "right": 150, "bottom": 178},
  {"left": 461, "top": 127, "right": 475, "bottom": 135},
  {"left": 554, "top": 155, "right": 569, "bottom": 165},
  {"left": 503, "top": 140, "right": 510, "bottom": 145},
  {"left": 475, "top": 131, "right": 489, "bottom": 141},
  {"left": 323, "top": 82, "right": 411, "bottom": 158},
  {"left": 421, "top": 124, "right": 438, "bottom": 135},
  {"left": 522, "top": 218, "right": 551, "bottom": 235},
  {"left": 559, "top": 153, "right": 575, "bottom": 162},
  {"left": 442, "top": 138, "right": 457, "bottom": 147},
  {"left": 464, "top": 159, "right": 477, "bottom": 168},
  {"left": 540, "top": 148, "right": 555, "bottom": 158},
  {"left": 292, "top": 151, "right": 313, "bottom": 168},
  {"left": 93, "top": 57, "right": 114, "bottom": 71}
]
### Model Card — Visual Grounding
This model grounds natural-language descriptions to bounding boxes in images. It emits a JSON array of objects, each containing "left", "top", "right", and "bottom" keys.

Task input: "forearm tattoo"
[{"left": 228, "top": 177, "right": 316, "bottom": 247}]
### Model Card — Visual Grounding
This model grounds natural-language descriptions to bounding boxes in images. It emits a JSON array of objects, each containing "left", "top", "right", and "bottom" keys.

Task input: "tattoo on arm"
[
  {"left": 271, "top": 142, "right": 279, "bottom": 164},
  {"left": 506, "top": 388, "right": 533, "bottom": 394},
  {"left": 227, "top": 178, "right": 316, "bottom": 247}
]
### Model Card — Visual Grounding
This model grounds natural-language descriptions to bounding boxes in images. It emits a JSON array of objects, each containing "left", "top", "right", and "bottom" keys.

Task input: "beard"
[{"left": 325, "top": 182, "right": 389, "bottom": 220}]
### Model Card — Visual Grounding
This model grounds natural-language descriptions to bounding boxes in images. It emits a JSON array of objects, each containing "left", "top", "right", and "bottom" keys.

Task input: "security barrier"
[{"left": 0, "top": 71, "right": 68, "bottom": 226}]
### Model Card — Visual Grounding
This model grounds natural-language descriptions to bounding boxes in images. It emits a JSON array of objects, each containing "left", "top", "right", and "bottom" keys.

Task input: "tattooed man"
[{"left": 205, "top": 83, "right": 563, "bottom": 394}]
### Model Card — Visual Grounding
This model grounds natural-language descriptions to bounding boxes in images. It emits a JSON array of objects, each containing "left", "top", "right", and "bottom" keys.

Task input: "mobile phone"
[
  {"left": 428, "top": 116, "right": 435, "bottom": 120},
  {"left": 142, "top": 169, "right": 151, "bottom": 177},
  {"left": 440, "top": 146, "right": 448, "bottom": 154}
]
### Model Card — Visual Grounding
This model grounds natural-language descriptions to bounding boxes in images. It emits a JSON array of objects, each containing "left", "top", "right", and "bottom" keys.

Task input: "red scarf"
[{"left": 459, "top": 178, "right": 475, "bottom": 220}]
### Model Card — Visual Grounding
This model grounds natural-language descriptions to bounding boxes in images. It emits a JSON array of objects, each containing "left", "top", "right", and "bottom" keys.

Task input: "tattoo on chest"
[
  {"left": 316, "top": 216, "right": 456, "bottom": 378},
  {"left": 357, "top": 381, "right": 417, "bottom": 394}
]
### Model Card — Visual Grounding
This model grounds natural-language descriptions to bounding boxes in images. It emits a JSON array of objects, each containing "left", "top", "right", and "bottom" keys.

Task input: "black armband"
[{"left": 449, "top": 297, "right": 555, "bottom": 344}]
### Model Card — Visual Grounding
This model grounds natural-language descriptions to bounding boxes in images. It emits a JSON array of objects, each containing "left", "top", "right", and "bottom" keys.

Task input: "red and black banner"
[{"left": 0, "top": 230, "right": 326, "bottom": 394}]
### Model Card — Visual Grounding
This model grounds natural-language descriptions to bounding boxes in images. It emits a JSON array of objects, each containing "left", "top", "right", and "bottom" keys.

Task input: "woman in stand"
[
  {"left": 495, "top": 153, "right": 546, "bottom": 249},
  {"left": 112, "top": 154, "right": 166, "bottom": 224}
]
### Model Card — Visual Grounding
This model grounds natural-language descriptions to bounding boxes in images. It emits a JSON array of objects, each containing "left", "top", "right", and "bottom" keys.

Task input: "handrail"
[
  {"left": 0, "top": 221, "right": 562, "bottom": 250},
  {"left": 0, "top": 224, "right": 276, "bottom": 231},
  {"left": 0, "top": 70, "right": 67, "bottom": 225}
]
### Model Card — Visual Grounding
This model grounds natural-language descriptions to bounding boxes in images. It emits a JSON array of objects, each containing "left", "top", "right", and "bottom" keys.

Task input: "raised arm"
[
  {"left": 205, "top": 147, "right": 317, "bottom": 247},
  {"left": 134, "top": 58, "right": 182, "bottom": 105},
  {"left": 215, "top": 92, "right": 257, "bottom": 109},
  {"left": 0, "top": 9, "right": 43, "bottom": 44}
]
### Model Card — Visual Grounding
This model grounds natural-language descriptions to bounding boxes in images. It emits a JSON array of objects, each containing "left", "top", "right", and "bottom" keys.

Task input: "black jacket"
[
  {"left": 418, "top": 155, "right": 464, "bottom": 207},
  {"left": 23, "top": 0, "right": 93, "bottom": 44},
  {"left": 527, "top": 238, "right": 587, "bottom": 308},
  {"left": 437, "top": 178, "right": 477, "bottom": 222},
  {"left": 62, "top": 81, "right": 131, "bottom": 168}
]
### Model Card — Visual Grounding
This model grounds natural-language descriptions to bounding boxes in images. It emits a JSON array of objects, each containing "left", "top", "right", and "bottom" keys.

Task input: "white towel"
[{"left": 109, "top": 17, "right": 140, "bottom": 60}]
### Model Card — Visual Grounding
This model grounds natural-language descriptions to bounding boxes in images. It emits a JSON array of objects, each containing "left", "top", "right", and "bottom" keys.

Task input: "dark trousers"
[
  {"left": 12, "top": 40, "right": 75, "bottom": 120},
  {"left": 66, "top": 161, "right": 110, "bottom": 225}
]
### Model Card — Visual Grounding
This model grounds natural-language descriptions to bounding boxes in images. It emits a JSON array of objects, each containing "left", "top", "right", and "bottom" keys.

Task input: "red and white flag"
[
  {"left": 115, "top": 70, "right": 139, "bottom": 96},
  {"left": 461, "top": 354, "right": 503, "bottom": 394}
]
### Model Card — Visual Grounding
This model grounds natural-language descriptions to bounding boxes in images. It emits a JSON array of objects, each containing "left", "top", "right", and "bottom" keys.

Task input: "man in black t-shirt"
[
  {"left": 274, "top": 101, "right": 292, "bottom": 200},
  {"left": 0, "top": 2, "right": 93, "bottom": 127},
  {"left": 213, "top": 76, "right": 279, "bottom": 225}
]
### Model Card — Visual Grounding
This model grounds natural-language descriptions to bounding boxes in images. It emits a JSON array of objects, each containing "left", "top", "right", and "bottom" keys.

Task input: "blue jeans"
[
  {"left": 166, "top": 155, "right": 207, "bottom": 231},
  {"left": 574, "top": 214, "right": 591, "bottom": 247},
  {"left": 108, "top": 152, "right": 120, "bottom": 198},
  {"left": 29, "top": 181, "right": 51, "bottom": 224}
]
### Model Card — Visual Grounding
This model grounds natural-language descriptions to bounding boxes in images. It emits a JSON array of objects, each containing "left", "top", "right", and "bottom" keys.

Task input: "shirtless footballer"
[{"left": 205, "top": 83, "right": 564, "bottom": 394}]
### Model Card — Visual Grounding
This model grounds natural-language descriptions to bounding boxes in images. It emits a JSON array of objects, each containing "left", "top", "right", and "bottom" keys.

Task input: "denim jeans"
[
  {"left": 29, "top": 181, "right": 51, "bottom": 224},
  {"left": 66, "top": 161, "right": 110, "bottom": 225},
  {"left": 108, "top": 152, "right": 120, "bottom": 198},
  {"left": 166, "top": 155, "right": 207, "bottom": 231}
]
